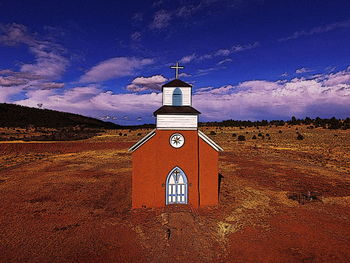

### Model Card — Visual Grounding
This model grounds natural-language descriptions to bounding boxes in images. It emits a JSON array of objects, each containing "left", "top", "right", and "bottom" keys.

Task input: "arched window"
[
  {"left": 166, "top": 167, "right": 188, "bottom": 204},
  {"left": 172, "top": 88, "right": 182, "bottom": 106}
]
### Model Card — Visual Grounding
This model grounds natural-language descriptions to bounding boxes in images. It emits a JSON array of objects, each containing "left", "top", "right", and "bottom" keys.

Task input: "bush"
[
  {"left": 297, "top": 134, "right": 304, "bottom": 140},
  {"left": 137, "top": 133, "right": 142, "bottom": 136},
  {"left": 252, "top": 135, "right": 257, "bottom": 139},
  {"left": 232, "top": 133, "right": 237, "bottom": 137},
  {"left": 124, "top": 133, "right": 127, "bottom": 136},
  {"left": 119, "top": 132, "right": 122, "bottom": 136},
  {"left": 210, "top": 131, "right": 216, "bottom": 135},
  {"left": 258, "top": 133, "right": 263, "bottom": 137},
  {"left": 279, "top": 130, "right": 282, "bottom": 133},
  {"left": 238, "top": 135, "right": 246, "bottom": 141},
  {"left": 266, "top": 133, "right": 270, "bottom": 137}
]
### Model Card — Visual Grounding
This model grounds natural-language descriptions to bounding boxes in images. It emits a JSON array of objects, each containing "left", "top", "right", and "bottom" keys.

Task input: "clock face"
[{"left": 169, "top": 133, "right": 185, "bottom": 148}]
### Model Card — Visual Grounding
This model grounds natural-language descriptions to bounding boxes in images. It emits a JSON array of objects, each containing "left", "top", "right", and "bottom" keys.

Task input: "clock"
[{"left": 169, "top": 133, "right": 185, "bottom": 148}]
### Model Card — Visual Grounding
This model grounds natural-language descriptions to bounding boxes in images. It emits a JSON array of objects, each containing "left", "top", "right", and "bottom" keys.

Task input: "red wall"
[
  {"left": 132, "top": 130, "right": 219, "bottom": 208},
  {"left": 199, "top": 137, "right": 219, "bottom": 206},
  {"left": 132, "top": 130, "right": 199, "bottom": 208}
]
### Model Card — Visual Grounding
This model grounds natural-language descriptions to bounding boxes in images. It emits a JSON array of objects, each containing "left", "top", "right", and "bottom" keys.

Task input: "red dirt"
[{"left": 0, "top": 127, "right": 350, "bottom": 262}]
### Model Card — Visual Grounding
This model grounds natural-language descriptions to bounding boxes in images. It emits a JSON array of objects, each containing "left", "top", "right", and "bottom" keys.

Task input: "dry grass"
[{"left": 0, "top": 125, "right": 350, "bottom": 263}]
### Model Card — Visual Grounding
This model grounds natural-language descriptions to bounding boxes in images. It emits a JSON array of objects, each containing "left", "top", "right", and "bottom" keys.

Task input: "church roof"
[
  {"left": 153, "top": 106, "right": 201, "bottom": 116},
  {"left": 128, "top": 129, "right": 156, "bottom": 152},
  {"left": 162, "top": 79, "right": 192, "bottom": 88},
  {"left": 128, "top": 129, "right": 223, "bottom": 153},
  {"left": 198, "top": 130, "right": 224, "bottom": 152}
]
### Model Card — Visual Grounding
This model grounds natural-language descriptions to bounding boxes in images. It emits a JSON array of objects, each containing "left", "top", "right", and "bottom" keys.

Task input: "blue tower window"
[{"left": 172, "top": 88, "right": 182, "bottom": 106}]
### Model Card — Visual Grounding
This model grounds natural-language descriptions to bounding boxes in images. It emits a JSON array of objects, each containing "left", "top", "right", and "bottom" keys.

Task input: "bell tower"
[{"left": 154, "top": 63, "right": 200, "bottom": 130}]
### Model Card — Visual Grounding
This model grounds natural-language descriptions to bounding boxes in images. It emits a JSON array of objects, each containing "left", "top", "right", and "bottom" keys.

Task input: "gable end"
[
  {"left": 128, "top": 129, "right": 156, "bottom": 152},
  {"left": 198, "top": 130, "right": 224, "bottom": 152}
]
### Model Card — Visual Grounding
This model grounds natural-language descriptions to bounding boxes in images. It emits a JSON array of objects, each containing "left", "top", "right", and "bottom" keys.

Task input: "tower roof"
[
  {"left": 162, "top": 79, "right": 192, "bottom": 88},
  {"left": 153, "top": 106, "right": 200, "bottom": 116}
]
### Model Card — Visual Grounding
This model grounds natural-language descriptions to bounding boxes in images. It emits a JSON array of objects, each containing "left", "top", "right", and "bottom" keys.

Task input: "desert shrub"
[
  {"left": 119, "top": 132, "right": 122, "bottom": 136},
  {"left": 258, "top": 133, "right": 263, "bottom": 137},
  {"left": 239, "top": 127, "right": 244, "bottom": 129},
  {"left": 252, "top": 135, "right": 257, "bottom": 139},
  {"left": 266, "top": 133, "right": 270, "bottom": 137},
  {"left": 238, "top": 135, "right": 246, "bottom": 141},
  {"left": 137, "top": 133, "right": 142, "bottom": 136},
  {"left": 124, "top": 133, "right": 127, "bottom": 136},
  {"left": 279, "top": 130, "right": 282, "bottom": 133},
  {"left": 232, "top": 133, "right": 237, "bottom": 137},
  {"left": 268, "top": 137, "right": 271, "bottom": 140},
  {"left": 246, "top": 131, "right": 249, "bottom": 134},
  {"left": 210, "top": 131, "right": 216, "bottom": 135},
  {"left": 297, "top": 134, "right": 304, "bottom": 140}
]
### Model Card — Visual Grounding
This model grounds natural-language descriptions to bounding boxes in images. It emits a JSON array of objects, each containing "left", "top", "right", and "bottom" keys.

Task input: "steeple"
[{"left": 153, "top": 63, "right": 200, "bottom": 130}]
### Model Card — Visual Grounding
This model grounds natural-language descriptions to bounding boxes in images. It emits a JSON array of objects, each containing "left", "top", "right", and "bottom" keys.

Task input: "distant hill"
[{"left": 0, "top": 103, "right": 121, "bottom": 129}]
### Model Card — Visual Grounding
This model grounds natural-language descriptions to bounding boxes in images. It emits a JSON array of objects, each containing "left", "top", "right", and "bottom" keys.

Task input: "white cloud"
[
  {"left": 39, "top": 82, "right": 65, "bottom": 90},
  {"left": 279, "top": 19, "right": 350, "bottom": 41},
  {"left": 131, "top": 31, "right": 141, "bottom": 41},
  {"left": 217, "top": 58, "right": 232, "bottom": 65},
  {"left": 126, "top": 75, "right": 167, "bottom": 92},
  {"left": 179, "top": 53, "right": 196, "bottom": 64},
  {"left": 7, "top": 67, "right": 350, "bottom": 123},
  {"left": 180, "top": 42, "right": 259, "bottom": 65},
  {"left": 178, "top": 72, "right": 191, "bottom": 78},
  {"left": 80, "top": 57, "right": 154, "bottom": 83},
  {"left": 196, "top": 85, "right": 234, "bottom": 95},
  {"left": 0, "top": 23, "right": 68, "bottom": 80},
  {"left": 0, "top": 76, "right": 28, "bottom": 86},
  {"left": 296, "top": 67, "right": 312, "bottom": 74},
  {"left": 14, "top": 85, "right": 162, "bottom": 122},
  {"left": 191, "top": 69, "right": 350, "bottom": 120},
  {"left": 215, "top": 49, "right": 231, "bottom": 56},
  {"left": 323, "top": 67, "right": 350, "bottom": 86},
  {"left": 149, "top": 10, "right": 172, "bottom": 29}
]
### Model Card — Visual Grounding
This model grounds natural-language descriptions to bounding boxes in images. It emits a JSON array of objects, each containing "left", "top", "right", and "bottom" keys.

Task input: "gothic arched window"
[
  {"left": 166, "top": 167, "right": 188, "bottom": 204},
  {"left": 172, "top": 88, "right": 183, "bottom": 106}
]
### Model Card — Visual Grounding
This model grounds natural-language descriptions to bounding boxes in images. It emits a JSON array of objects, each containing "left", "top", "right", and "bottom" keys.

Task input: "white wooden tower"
[{"left": 154, "top": 63, "right": 200, "bottom": 130}]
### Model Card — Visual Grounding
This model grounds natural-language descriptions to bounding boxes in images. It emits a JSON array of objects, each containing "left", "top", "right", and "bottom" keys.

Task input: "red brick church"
[{"left": 129, "top": 63, "right": 223, "bottom": 209}]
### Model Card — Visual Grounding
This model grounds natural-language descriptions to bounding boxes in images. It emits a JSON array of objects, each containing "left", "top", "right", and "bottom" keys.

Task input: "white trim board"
[
  {"left": 157, "top": 127, "right": 197, "bottom": 130},
  {"left": 128, "top": 129, "right": 156, "bottom": 152},
  {"left": 198, "top": 130, "right": 224, "bottom": 152},
  {"left": 128, "top": 128, "right": 224, "bottom": 153}
]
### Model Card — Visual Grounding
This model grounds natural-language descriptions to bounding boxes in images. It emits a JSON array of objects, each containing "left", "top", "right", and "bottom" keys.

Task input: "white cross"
[{"left": 170, "top": 62, "right": 184, "bottom": 79}]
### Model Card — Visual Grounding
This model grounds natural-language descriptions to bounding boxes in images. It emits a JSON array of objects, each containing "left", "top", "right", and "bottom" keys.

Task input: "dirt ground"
[{"left": 0, "top": 126, "right": 350, "bottom": 263}]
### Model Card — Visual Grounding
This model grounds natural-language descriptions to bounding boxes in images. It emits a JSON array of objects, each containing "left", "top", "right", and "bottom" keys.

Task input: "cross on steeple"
[{"left": 170, "top": 62, "right": 184, "bottom": 79}]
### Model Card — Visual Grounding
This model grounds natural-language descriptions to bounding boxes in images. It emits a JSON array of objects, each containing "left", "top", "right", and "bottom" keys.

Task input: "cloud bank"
[
  {"left": 5, "top": 67, "right": 349, "bottom": 124},
  {"left": 80, "top": 57, "right": 154, "bottom": 83},
  {"left": 127, "top": 75, "right": 167, "bottom": 92}
]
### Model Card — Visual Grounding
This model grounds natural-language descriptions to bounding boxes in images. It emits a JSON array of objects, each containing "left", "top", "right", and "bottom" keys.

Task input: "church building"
[{"left": 129, "top": 63, "right": 223, "bottom": 209}]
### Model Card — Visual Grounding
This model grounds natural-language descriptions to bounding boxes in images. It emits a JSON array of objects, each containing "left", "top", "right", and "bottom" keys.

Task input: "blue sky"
[{"left": 0, "top": 0, "right": 349, "bottom": 124}]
